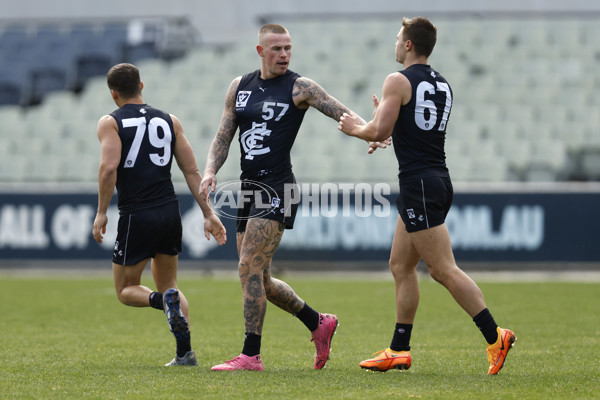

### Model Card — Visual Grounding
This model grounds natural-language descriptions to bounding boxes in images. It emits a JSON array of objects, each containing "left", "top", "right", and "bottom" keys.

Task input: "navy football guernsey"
[
  {"left": 393, "top": 64, "right": 453, "bottom": 181},
  {"left": 234, "top": 69, "right": 307, "bottom": 178},
  {"left": 110, "top": 104, "right": 177, "bottom": 213}
]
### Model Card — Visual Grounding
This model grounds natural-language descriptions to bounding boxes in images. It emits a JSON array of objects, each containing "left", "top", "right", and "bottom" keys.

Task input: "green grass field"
[{"left": 1, "top": 271, "right": 598, "bottom": 399}]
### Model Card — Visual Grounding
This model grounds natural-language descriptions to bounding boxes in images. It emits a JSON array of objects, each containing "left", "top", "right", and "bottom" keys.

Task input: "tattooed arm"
[
  {"left": 292, "top": 77, "right": 364, "bottom": 123},
  {"left": 200, "top": 77, "right": 241, "bottom": 198},
  {"left": 293, "top": 77, "right": 391, "bottom": 152}
]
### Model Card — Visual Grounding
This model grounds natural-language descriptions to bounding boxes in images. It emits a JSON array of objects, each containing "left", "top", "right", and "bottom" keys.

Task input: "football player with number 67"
[{"left": 338, "top": 17, "right": 516, "bottom": 375}]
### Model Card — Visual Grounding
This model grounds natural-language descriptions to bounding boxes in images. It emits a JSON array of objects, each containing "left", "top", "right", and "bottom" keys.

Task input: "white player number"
[
  {"left": 122, "top": 117, "right": 172, "bottom": 168},
  {"left": 414, "top": 81, "right": 452, "bottom": 132},
  {"left": 262, "top": 102, "right": 289, "bottom": 121}
]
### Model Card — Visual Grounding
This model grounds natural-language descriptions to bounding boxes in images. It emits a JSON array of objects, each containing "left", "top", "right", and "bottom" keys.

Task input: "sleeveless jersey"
[
  {"left": 110, "top": 103, "right": 177, "bottom": 213},
  {"left": 393, "top": 64, "right": 453, "bottom": 181},
  {"left": 234, "top": 69, "right": 307, "bottom": 178}
]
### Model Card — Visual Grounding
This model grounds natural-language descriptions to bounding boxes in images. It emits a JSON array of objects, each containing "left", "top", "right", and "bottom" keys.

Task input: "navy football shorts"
[
  {"left": 396, "top": 176, "right": 453, "bottom": 233},
  {"left": 112, "top": 200, "right": 182, "bottom": 266},
  {"left": 236, "top": 172, "right": 299, "bottom": 233}
]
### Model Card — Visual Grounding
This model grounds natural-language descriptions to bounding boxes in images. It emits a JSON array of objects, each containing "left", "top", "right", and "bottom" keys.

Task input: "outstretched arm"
[
  {"left": 200, "top": 77, "right": 241, "bottom": 198},
  {"left": 338, "top": 72, "right": 407, "bottom": 142},
  {"left": 293, "top": 76, "right": 365, "bottom": 123},
  {"left": 293, "top": 77, "right": 390, "bottom": 153}
]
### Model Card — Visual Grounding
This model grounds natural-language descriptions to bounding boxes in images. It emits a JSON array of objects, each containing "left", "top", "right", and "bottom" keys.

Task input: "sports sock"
[
  {"left": 176, "top": 333, "right": 192, "bottom": 358},
  {"left": 295, "top": 302, "right": 320, "bottom": 332},
  {"left": 473, "top": 308, "right": 499, "bottom": 345},
  {"left": 242, "top": 333, "right": 262, "bottom": 357},
  {"left": 149, "top": 291, "right": 163, "bottom": 310},
  {"left": 390, "top": 323, "right": 412, "bottom": 351}
]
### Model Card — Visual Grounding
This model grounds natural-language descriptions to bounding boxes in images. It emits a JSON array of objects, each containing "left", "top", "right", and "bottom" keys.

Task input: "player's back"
[{"left": 110, "top": 103, "right": 177, "bottom": 213}]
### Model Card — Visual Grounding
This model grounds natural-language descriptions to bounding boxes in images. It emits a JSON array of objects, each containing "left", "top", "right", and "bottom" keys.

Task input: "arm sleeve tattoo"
[
  {"left": 205, "top": 79, "right": 240, "bottom": 174},
  {"left": 292, "top": 77, "right": 352, "bottom": 121}
]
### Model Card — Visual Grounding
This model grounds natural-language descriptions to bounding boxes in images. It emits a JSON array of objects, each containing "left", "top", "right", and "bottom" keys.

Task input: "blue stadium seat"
[
  {"left": 0, "top": 83, "right": 21, "bottom": 105},
  {"left": 68, "top": 24, "right": 96, "bottom": 42},
  {"left": 0, "top": 63, "right": 29, "bottom": 105},
  {"left": 71, "top": 54, "right": 112, "bottom": 93},
  {"left": 101, "top": 23, "right": 128, "bottom": 47},
  {"left": 0, "top": 25, "right": 29, "bottom": 50},
  {"left": 34, "top": 24, "right": 65, "bottom": 45},
  {"left": 121, "top": 42, "right": 158, "bottom": 64},
  {"left": 27, "top": 68, "right": 67, "bottom": 105}
]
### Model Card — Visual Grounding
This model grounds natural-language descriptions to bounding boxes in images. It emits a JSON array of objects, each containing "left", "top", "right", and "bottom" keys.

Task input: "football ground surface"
[{"left": 1, "top": 264, "right": 598, "bottom": 399}]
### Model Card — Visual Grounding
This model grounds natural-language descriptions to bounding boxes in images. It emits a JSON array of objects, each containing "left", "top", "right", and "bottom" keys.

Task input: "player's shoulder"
[
  {"left": 294, "top": 75, "right": 312, "bottom": 85},
  {"left": 169, "top": 113, "right": 182, "bottom": 129},
  {"left": 98, "top": 114, "right": 117, "bottom": 127},
  {"left": 292, "top": 74, "right": 321, "bottom": 93},
  {"left": 168, "top": 113, "right": 181, "bottom": 125},
  {"left": 291, "top": 76, "right": 321, "bottom": 104},
  {"left": 96, "top": 114, "right": 119, "bottom": 141},
  {"left": 232, "top": 75, "right": 243, "bottom": 85},
  {"left": 384, "top": 71, "right": 411, "bottom": 89},
  {"left": 227, "top": 75, "right": 244, "bottom": 92}
]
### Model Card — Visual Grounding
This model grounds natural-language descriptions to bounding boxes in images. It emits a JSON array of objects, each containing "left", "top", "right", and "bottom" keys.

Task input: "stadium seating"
[{"left": 0, "top": 16, "right": 598, "bottom": 183}]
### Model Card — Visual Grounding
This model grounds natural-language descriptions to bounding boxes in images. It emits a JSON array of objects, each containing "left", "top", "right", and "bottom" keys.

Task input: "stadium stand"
[{"left": 0, "top": 16, "right": 598, "bottom": 183}]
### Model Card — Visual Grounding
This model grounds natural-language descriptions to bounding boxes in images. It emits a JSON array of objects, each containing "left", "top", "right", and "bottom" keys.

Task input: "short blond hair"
[{"left": 258, "top": 23, "right": 289, "bottom": 43}]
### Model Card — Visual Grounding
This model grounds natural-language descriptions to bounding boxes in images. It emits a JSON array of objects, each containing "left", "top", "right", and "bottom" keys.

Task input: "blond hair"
[{"left": 258, "top": 23, "right": 289, "bottom": 44}]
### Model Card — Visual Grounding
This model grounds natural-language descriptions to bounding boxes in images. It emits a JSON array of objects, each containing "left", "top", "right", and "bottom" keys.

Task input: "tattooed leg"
[
  {"left": 264, "top": 268, "right": 305, "bottom": 314},
  {"left": 238, "top": 218, "right": 285, "bottom": 335},
  {"left": 241, "top": 271, "right": 266, "bottom": 335}
]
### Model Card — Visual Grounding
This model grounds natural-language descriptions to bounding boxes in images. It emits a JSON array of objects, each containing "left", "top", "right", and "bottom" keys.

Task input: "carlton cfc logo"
[{"left": 240, "top": 122, "right": 271, "bottom": 160}]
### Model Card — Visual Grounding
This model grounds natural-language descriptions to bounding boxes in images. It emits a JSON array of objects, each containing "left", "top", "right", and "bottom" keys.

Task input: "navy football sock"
[
  {"left": 242, "top": 333, "right": 262, "bottom": 357},
  {"left": 390, "top": 323, "right": 412, "bottom": 351},
  {"left": 149, "top": 291, "right": 163, "bottom": 310},
  {"left": 295, "top": 303, "right": 320, "bottom": 332},
  {"left": 473, "top": 308, "right": 499, "bottom": 345}
]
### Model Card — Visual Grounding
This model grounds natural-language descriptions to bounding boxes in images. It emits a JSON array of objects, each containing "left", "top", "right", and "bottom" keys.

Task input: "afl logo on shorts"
[{"left": 407, "top": 208, "right": 416, "bottom": 219}]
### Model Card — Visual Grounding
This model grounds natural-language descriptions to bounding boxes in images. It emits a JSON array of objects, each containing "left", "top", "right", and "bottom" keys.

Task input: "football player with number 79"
[{"left": 92, "top": 63, "right": 227, "bottom": 367}]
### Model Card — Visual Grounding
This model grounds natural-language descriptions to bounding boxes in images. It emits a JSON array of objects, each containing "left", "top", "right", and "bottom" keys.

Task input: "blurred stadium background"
[{"left": 1, "top": 0, "right": 599, "bottom": 271}]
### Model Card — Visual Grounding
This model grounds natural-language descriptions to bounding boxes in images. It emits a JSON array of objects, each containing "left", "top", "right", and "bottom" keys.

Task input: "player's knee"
[
  {"left": 389, "top": 258, "right": 414, "bottom": 279},
  {"left": 263, "top": 273, "right": 272, "bottom": 289},
  {"left": 427, "top": 264, "right": 454, "bottom": 284},
  {"left": 238, "top": 263, "right": 259, "bottom": 286},
  {"left": 115, "top": 289, "right": 130, "bottom": 305},
  {"left": 427, "top": 267, "right": 443, "bottom": 283},
  {"left": 388, "top": 257, "right": 397, "bottom": 272},
  {"left": 264, "top": 282, "right": 275, "bottom": 299}
]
